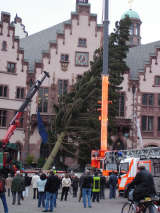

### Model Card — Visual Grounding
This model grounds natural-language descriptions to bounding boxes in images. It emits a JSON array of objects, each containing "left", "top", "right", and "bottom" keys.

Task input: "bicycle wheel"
[
  {"left": 145, "top": 204, "right": 158, "bottom": 213},
  {"left": 121, "top": 202, "right": 136, "bottom": 213}
]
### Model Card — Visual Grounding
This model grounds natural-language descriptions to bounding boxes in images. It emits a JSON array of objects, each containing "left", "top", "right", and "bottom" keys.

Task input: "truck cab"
[{"left": 118, "top": 157, "right": 157, "bottom": 196}]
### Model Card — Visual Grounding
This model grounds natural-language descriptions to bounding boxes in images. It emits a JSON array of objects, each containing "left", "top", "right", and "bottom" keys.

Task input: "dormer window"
[
  {"left": 2, "top": 41, "right": 7, "bottom": 51},
  {"left": 78, "top": 38, "right": 87, "bottom": 47}
]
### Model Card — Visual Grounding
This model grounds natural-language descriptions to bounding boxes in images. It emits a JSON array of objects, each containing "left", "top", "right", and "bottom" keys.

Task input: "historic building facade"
[
  {"left": 0, "top": 0, "right": 103, "bottom": 162},
  {"left": 112, "top": 9, "right": 160, "bottom": 150},
  {"left": 0, "top": 12, "right": 29, "bottom": 159},
  {"left": 0, "top": 1, "right": 160, "bottom": 163}
]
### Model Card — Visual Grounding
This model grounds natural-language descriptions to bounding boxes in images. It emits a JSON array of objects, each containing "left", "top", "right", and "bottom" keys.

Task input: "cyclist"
[{"left": 127, "top": 165, "right": 156, "bottom": 213}]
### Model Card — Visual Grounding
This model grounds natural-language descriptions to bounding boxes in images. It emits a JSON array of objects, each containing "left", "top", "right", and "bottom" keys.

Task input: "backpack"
[{"left": 0, "top": 179, "right": 4, "bottom": 193}]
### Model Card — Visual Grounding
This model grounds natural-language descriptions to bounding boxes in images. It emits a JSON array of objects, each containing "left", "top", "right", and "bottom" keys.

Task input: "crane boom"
[
  {"left": 100, "top": 0, "right": 109, "bottom": 156},
  {"left": 2, "top": 71, "right": 50, "bottom": 146}
]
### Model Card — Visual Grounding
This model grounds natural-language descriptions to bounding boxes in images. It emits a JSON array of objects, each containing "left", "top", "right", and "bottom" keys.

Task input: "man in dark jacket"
[
  {"left": 24, "top": 173, "right": 31, "bottom": 197},
  {"left": 0, "top": 174, "right": 8, "bottom": 213},
  {"left": 11, "top": 171, "right": 25, "bottom": 205},
  {"left": 43, "top": 171, "right": 60, "bottom": 212},
  {"left": 128, "top": 165, "right": 156, "bottom": 202},
  {"left": 79, "top": 174, "right": 84, "bottom": 202},
  {"left": 81, "top": 171, "right": 93, "bottom": 208},
  {"left": 72, "top": 175, "right": 79, "bottom": 198},
  {"left": 108, "top": 172, "right": 117, "bottom": 199},
  {"left": 100, "top": 174, "right": 106, "bottom": 199}
]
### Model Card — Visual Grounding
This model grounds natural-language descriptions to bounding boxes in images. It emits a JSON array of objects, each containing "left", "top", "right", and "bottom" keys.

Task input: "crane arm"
[{"left": 2, "top": 71, "right": 50, "bottom": 146}]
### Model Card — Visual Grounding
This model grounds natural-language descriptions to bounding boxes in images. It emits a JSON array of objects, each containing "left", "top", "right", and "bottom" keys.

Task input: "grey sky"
[{"left": 1, "top": 0, "right": 159, "bottom": 44}]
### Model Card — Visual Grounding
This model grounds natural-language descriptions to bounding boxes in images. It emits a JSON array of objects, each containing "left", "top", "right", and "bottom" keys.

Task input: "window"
[
  {"left": 136, "top": 24, "right": 140, "bottom": 36},
  {"left": 58, "top": 80, "right": 68, "bottom": 96},
  {"left": 158, "top": 117, "right": 160, "bottom": 131},
  {"left": 29, "top": 79, "right": 34, "bottom": 87},
  {"left": 75, "top": 52, "right": 89, "bottom": 66},
  {"left": 77, "top": 75, "right": 82, "bottom": 81},
  {"left": 7, "top": 62, "right": 16, "bottom": 73},
  {"left": 117, "top": 93, "right": 125, "bottom": 117},
  {"left": 78, "top": 38, "right": 87, "bottom": 47},
  {"left": 2, "top": 41, "right": 7, "bottom": 51},
  {"left": 16, "top": 87, "right": 24, "bottom": 99},
  {"left": 77, "top": 0, "right": 88, "bottom": 3},
  {"left": 142, "top": 116, "right": 153, "bottom": 131},
  {"left": 60, "top": 54, "right": 69, "bottom": 62},
  {"left": 158, "top": 94, "right": 160, "bottom": 106},
  {"left": 142, "top": 94, "right": 154, "bottom": 106},
  {"left": 0, "top": 85, "right": 8, "bottom": 97},
  {"left": 0, "top": 110, "right": 7, "bottom": 127},
  {"left": 155, "top": 76, "right": 160, "bottom": 86},
  {"left": 129, "top": 24, "right": 134, "bottom": 35},
  {"left": 38, "top": 88, "right": 48, "bottom": 113}
]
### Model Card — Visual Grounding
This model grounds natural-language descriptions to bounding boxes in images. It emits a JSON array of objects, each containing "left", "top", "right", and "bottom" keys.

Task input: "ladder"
[{"left": 104, "top": 147, "right": 160, "bottom": 164}]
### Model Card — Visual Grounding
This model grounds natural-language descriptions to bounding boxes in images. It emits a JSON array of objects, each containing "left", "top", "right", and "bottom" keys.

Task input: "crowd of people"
[{"left": 0, "top": 169, "right": 118, "bottom": 213}]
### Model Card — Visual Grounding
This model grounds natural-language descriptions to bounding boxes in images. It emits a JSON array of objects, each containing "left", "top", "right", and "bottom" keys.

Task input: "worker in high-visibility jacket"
[{"left": 92, "top": 173, "right": 100, "bottom": 202}]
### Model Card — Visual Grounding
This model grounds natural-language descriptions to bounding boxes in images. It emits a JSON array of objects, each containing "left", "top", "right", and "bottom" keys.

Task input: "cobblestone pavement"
[{"left": 0, "top": 189, "right": 126, "bottom": 213}]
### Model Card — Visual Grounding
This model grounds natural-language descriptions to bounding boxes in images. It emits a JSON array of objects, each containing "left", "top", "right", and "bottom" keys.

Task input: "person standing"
[
  {"left": 108, "top": 172, "right": 118, "bottom": 199},
  {"left": 37, "top": 173, "right": 47, "bottom": 208},
  {"left": 71, "top": 175, "right": 79, "bottom": 198},
  {"left": 100, "top": 173, "right": 106, "bottom": 199},
  {"left": 5, "top": 174, "right": 13, "bottom": 197},
  {"left": 61, "top": 174, "right": 71, "bottom": 201},
  {"left": 54, "top": 173, "right": 61, "bottom": 208},
  {"left": 81, "top": 171, "right": 93, "bottom": 208},
  {"left": 23, "top": 173, "right": 31, "bottom": 197},
  {"left": 11, "top": 171, "right": 25, "bottom": 205},
  {"left": 43, "top": 171, "right": 60, "bottom": 212},
  {"left": 0, "top": 174, "right": 8, "bottom": 213},
  {"left": 92, "top": 172, "right": 100, "bottom": 202},
  {"left": 31, "top": 173, "right": 39, "bottom": 199},
  {"left": 79, "top": 174, "right": 84, "bottom": 202}
]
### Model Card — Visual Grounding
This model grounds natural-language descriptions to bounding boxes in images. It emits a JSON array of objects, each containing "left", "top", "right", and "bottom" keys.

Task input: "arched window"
[
  {"left": 136, "top": 24, "right": 140, "bottom": 36},
  {"left": 129, "top": 24, "right": 134, "bottom": 35}
]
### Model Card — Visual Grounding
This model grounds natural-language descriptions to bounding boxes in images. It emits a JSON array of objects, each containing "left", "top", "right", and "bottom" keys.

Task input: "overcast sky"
[{"left": 1, "top": 0, "right": 160, "bottom": 44}]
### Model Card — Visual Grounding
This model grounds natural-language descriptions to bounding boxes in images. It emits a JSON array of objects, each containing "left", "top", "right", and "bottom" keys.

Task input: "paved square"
[{"left": 0, "top": 189, "right": 125, "bottom": 213}]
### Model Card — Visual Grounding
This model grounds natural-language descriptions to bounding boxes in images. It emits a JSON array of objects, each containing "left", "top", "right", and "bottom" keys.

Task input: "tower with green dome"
[{"left": 121, "top": 9, "right": 142, "bottom": 47}]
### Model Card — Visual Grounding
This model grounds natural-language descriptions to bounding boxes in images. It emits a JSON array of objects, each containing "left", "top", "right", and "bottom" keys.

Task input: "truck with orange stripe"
[{"left": 117, "top": 148, "right": 160, "bottom": 196}]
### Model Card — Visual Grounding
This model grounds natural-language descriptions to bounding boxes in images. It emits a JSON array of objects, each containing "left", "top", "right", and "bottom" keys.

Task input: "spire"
[
  {"left": 128, "top": 0, "right": 134, "bottom": 10},
  {"left": 76, "top": 0, "right": 89, "bottom": 11}
]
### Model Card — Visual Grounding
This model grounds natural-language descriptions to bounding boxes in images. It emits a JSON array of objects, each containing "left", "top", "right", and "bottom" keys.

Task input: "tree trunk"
[{"left": 42, "top": 132, "right": 65, "bottom": 170}]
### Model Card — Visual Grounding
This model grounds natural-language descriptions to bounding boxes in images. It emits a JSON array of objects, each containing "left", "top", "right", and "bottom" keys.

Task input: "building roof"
[
  {"left": 121, "top": 9, "right": 140, "bottom": 20},
  {"left": 126, "top": 40, "right": 160, "bottom": 80},
  {"left": 20, "top": 21, "right": 67, "bottom": 71}
]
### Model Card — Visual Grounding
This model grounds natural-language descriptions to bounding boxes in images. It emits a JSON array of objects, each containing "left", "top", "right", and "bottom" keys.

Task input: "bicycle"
[{"left": 121, "top": 197, "right": 160, "bottom": 213}]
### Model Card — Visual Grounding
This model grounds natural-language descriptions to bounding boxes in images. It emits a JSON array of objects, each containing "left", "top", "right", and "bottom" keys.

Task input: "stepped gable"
[
  {"left": 20, "top": 21, "right": 65, "bottom": 72},
  {"left": 11, "top": 14, "right": 28, "bottom": 39},
  {"left": 20, "top": 3, "right": 102, "bottom": 72},
  {"left": 0, "top": 11, "right": 29, "bottom": 71},
  {"left": 126, "top": 40, "right": 160, "bottom": 80}
]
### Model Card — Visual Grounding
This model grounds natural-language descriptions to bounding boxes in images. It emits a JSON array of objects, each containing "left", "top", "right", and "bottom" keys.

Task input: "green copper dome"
[{"left": 121, "top": 9, "right": 140, "bottom": 20}]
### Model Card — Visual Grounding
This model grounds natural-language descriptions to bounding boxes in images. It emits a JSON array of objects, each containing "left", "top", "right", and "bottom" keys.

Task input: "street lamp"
[{"left": 132, "top": 84, "right": 136, "bottom": 149}]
